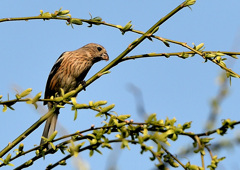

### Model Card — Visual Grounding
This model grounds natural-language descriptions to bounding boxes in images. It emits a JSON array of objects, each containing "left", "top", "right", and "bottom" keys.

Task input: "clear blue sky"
[{"left": 1, "top": 0, "right": 240, "bottom": 169}]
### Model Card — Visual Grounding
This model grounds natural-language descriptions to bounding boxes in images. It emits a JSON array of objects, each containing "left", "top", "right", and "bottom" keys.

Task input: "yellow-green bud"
[
  {"left": 48, "top": 131, "right": 58, "bottom": 141},
  {"left": 19, "top": 88, "right": 32, "bottom": 98},
  {"left": 101, "top": 104, "right": 115, "bottom": 113},
  {"left": 18, "top": 143, "right": 24, "bottom": 151},
  {"left": 25, "top": 160, "right": 33, "bottom": 166},
  {"left": 71, "top": 19, "right": 83, "bottom": 25},
  {"left": 71, "top": 97, "right": 77, "bottom": 105},
  {"left": 41, "top": 12, "right": 52, "bottom": 18},
  {"left": 73, "top": 103, "right": 88, "bottom": 109},
  {"left": 93, "top": 100, "right": 107, "bottom": 107},
  {"left": 89, "top": 101, "right": 93, "bottom": 107},
  {"left": 215, "top": 56, "right": 221, "bottom": 62},
  {"left": 195, "top": 43, "right": 204, "bottom": 51},
  {"left": 58, "top": 10, "right": 70, "bottom": 16},
  {"left": 31, "top": 92, "right": 42, "bottom": 104},
  {"left": 185, "top": 0, "right": 196, "bottom": 6},
  {"left": 35, "top": 149, "right": 40, "bottom": 156},
  {"left": 59, "top": 160, "right": 67, "bottom": 165},
  {"left": 5, "top": 154, "right": 11, "bottom": 163},
  {"left": 117, "top": 115, "right": 131, "bottom": 120}
]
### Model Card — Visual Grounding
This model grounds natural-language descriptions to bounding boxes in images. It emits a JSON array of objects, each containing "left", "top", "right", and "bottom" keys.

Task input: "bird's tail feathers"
[{"left": 40, "top": 110, "right": 59, "bottom": 145}]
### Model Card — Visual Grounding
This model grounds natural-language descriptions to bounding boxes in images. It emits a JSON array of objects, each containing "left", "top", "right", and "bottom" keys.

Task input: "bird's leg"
[{"left": 80, "top": 80, "right": 87, "bottom": 91}]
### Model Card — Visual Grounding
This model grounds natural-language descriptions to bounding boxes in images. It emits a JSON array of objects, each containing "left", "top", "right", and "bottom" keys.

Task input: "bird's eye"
[{"left": 97, "top": 47, "right": 102, "bottom": 51}]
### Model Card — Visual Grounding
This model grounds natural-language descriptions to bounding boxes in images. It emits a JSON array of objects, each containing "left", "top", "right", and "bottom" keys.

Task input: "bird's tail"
[{"left": 40, "top": 109, "right": 59, "bottom": 145}]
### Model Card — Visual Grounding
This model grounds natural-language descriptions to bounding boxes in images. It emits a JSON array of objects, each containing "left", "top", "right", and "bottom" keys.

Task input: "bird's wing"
[{"left": 44, "top": 52, "right": 66, "bottom": 105}]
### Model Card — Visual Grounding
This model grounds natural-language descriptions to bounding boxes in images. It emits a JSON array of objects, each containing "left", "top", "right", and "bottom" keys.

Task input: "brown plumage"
[{"left": 41, "top": 43, "right": 109, "bottom": 145}]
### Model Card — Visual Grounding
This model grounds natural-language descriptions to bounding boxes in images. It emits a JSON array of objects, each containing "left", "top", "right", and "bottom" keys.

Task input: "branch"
[
  {"left": 120, "top": 51, "right": 240, "bottom": 62},
  {"left": 161, "top": 145, "right": 187, "bottom": 169},
  {"left": 0, "top": 107, "right": 56, "bottom": 158},
  {"left": 182, "top": 121, "right": 240, "bottom": 137},
  {"left": 73, "top": 1, "right": 192, "bottom": 95}
]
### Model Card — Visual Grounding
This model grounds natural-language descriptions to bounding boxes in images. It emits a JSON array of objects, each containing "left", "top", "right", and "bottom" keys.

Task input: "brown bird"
[{"left": 41, "top": 43, "right": 109, "bottom": 145}]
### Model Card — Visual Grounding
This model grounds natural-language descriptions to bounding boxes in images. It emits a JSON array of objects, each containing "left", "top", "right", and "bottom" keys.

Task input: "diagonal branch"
[{"left": 0, "top": 107, "right": 56, "bottom": 158}]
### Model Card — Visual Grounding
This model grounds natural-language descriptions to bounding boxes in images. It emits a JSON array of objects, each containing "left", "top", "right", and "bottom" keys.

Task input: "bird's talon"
[{"left": 80, "top": 80, "right": 87, "bottom": 91}]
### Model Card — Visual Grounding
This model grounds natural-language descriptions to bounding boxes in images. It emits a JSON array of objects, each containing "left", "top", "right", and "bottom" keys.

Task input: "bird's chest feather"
[{"left": 54, "top": 59, "right": 92, "bottom": 93}]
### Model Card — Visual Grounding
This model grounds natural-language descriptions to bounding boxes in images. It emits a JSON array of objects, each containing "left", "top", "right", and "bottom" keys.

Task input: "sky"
[{"left": 1, "top": 0, "right": 240, "bottom": 169}]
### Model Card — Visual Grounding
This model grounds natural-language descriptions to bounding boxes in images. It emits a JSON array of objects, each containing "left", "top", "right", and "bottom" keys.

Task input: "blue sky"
[{"left": 1, "top": 0, "right": 240, "bottom": 169}]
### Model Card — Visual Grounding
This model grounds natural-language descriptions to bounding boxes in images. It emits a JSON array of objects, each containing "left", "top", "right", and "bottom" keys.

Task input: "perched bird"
[{"left": 41, "top": 43, "right": 109, "bottom": 145}]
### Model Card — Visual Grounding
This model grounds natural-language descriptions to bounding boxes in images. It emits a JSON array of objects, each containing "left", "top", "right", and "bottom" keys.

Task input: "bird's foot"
[{"left": 80, "top": 80, "right": 87, "bottom": 91}]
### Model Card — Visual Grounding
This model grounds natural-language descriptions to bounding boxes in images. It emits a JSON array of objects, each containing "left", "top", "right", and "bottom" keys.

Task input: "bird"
[{"left": 40, "top": 43, "right": 109, "bottom": 145}]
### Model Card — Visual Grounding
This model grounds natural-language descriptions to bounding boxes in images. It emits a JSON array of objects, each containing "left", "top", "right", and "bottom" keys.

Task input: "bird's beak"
[{"left": 102, "top": 53, "right": 109, "bottom": 61}]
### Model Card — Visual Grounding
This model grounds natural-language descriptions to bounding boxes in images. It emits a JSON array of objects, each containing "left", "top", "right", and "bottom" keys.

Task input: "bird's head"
[{"left": 82, "top": 43, "right": 109, "bottom": 63}]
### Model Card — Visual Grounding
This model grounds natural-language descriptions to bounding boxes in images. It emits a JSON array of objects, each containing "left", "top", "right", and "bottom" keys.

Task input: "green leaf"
[
  {"left": 72, "top": 103, "right": 89, "bottom": 110},
  {"left": 95, "top": 149, "right": 103, "bottom": 155},
  {"left": 89, "top": 139, "right": 97, "bottom": 145},
  {"left": 5, "top": 154, "right": 11, "bottom": 164},
  {"left": 101, "top": 104, "right": 115, "bottom": 113},
  {"left": 121, "top": 21, "right": 133, "bottom": 35},
  {"left": 41, "top": 12, "right": 52, "bottom": 17},
  {"left": 25, "top": 160, "right": 33, "bottom": 166},
  {"left": 92, "top": 16, "right": 102, "bottom": 22},
  {"left": 59, "top": 88, "right": 65, "bottom": 96},
  {"left": 121, "top": 139, "right": 130, "bottom": 150},
  {"left": 58, "top": 10, "right": 70, "bottom": 16},
  {"left": 151, "top": 26, "right": 159, "bottom": 35},
  {"left": 205, "top": 53, "right": 216, "bottom": 58},
  {"left": 179, "top": 52, "right": 189, "bottom": 59},
  {"left": 230, "top": 55, "right": 238, "bottom": 59},
  {"left": 7, "top": 163, "right": 14, "bottom": 166},
  {"left": 7, "top": 105, "right": 15, "bottom": 110},
  {"left": 48, "top": 131, "right": 58, "bottom": 141},
  {"left": 74, "top": 109, "right": 78, "bottom": 120},
  {"left": 87, "top": 134, "right": 96, "bottom": 139},
  {"left": 18, "top": 143, "right": 24, "bottom": 152},
  {"left": 35, "top": 149, "right": 40, "bottom": 156},
  {"left": 3, "top": 105, "right": 7, "bottom": 112},
  {"left": 185, "top": 0, "right": 196, "bottom": 6},
  {"left": 93, "top": 100, "right": 107, "bottom": 107},
  {"left": 89, "top": 150, "right": 94, "bottom": 157},
  {"left": 101, "top": 143, "right": 112, "bottom": 149},
  {"left": 59, "top": 160, "right": 67, "bottom": 166},
  {"left": 129, "top": 38, "right": 139, "bottom": 47},
  {"left": 95, "top": 112, "right": 103, "bottom": 117},
  {"left": 113, "top": 119, "right": 119, "bottom": 126},
  {"left": 31, "top": 92, "right": 42, "bottom": 104},
  {"left": 116, "top": 122, "right": 126, "bottom": 128},
  {"left": 143, "top": 128, "right": 148, "bottom": 136},
  {"left": 195, "top": 43, "right": 204, "bottom": 51},
  {"left": 18, "top": 88, "right": 32, "bottom": 99},
  {"left": 56, "top": 104, "right": 65, "bottom": 108},
  {"left": 71, "top": 97, "right": 77, "bottom": 105},
  {"left": 200, "top": 137, "right": 213, "bottom": 144},
  {"left": 49, "top": 142, "right": 56, "bottom": 150},
  {"left": 162, "top": 40, "right": 170, "bottom": 47},
  {"left": 152, "top": 132, "right": 169, "bottom": 145},
  {"left": 182, "top": 121, "right": 192, "bottom": 130},
  {"left": 117, "top": 114, "right": 131, "bottom": 120},
  {"left": 145, "top": 113, "right": 157, "bottom": 123},
  {"left": 40, "top": 136, "right": 48, "bottom": 143},
  {"left": 71, "top": 19, "right": 83, "bottom": 25}
]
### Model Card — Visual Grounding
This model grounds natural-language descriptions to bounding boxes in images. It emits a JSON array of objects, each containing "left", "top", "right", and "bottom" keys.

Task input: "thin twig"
[{"left": 161, "top": 145, "right": 187, "bottom": 169}]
